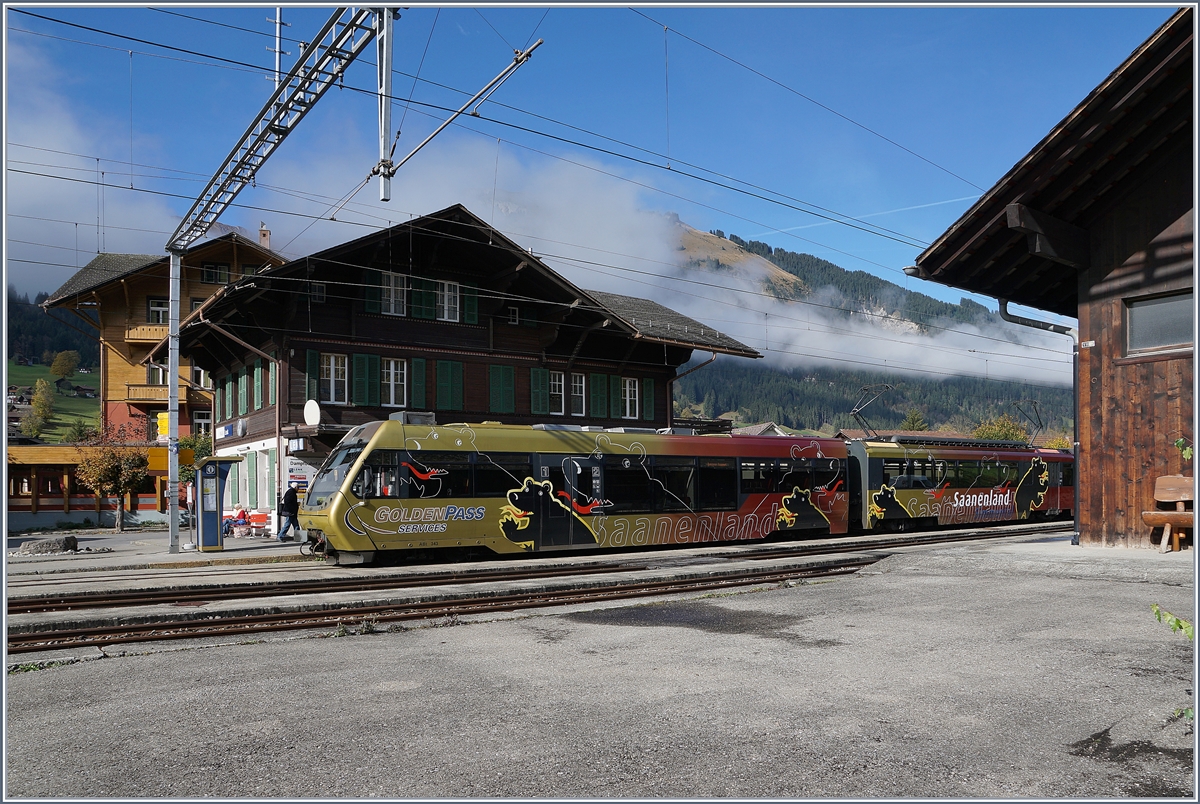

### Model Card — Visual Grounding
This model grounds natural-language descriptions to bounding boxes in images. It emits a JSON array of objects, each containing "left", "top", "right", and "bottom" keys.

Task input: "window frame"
[
  {"left": 570, "top": 373, "right": 585, "bottom": 416},
  {"left": 381, "top": 272, "right": 407, "bottom": 316},
  {"left": 436, "top": 280, "right": 460, "bottom": 322},
  {"left": 148, "top": 297, "right": 169, "bottom": 325},
  {"left": 200, "top": 262, "right": 231, "bottom": 284},
  {"left": 320, "top": 353, "right": 348, "bottom": 405},
  {"left": 548, "top": 370, "right": 565, "bottom": 416},
  {"left": 382, "top": 358, "right": 406, "bottom": 407},
  {"left": 621, "top": 377, "right": 639, "bottom": 419},
  {"left": 148, "top": 363, "right": 168, "bottom": 386},
  {"left": 193, "top": 409, "right": 213, "bottom": 435},
  {"left": 1124, "top": 291, "right": 1194, "bottom": 357}
]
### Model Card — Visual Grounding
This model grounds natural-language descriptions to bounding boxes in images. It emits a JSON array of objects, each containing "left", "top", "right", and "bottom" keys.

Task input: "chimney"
[{"left": 258, "top": 222, "right": 270, "bottom": 250}]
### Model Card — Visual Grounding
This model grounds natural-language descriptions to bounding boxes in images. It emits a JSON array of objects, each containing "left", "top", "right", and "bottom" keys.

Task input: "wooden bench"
[{"left": 1142, "top": 475, "right": 1193, "bottom": 553}]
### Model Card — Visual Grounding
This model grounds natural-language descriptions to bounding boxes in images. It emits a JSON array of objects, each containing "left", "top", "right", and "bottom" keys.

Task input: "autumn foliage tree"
[
  {"left": 973, "top": 413, "right": 1030, "bottom": 443},
  {"left": 49, "top": 350, "right": 80, "bottom": 380},
  {"left": 73, "top": 422, "right": 149, "bottom": 532}
]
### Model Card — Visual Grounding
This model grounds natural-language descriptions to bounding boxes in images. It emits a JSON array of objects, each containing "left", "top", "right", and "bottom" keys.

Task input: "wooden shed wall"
[{"left": 1077, "top": 144, "right": 1193, "bottom": 547}]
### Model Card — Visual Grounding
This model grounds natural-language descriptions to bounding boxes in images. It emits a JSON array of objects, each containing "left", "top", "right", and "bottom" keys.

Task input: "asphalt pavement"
[{"left": 4, "top": 530, "right": 1195, "bottom": 798}]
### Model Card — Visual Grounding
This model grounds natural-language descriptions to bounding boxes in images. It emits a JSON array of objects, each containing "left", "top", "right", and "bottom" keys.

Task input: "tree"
[
  {"left": 18, "top": 412, "right": 45, "bottom": 438},
  {"left": 1044, "top": 433, "right": 1072, "bottom": 450},
  {"left": 61, "top": 419, "right": 98, "bottom": 444},
  {"left": 49, "top": 350, "right": 80, "bottom": 380},
  {"left": 899, "top": 408, "right": 928, "bottom": 431},
  {"left": 73, "top": 422, "right": 149, "bottom": 532},
  {"left": 973, "top": 413, "right": 1029, "bottom": 442},
  {"left": 31, "top": 378, "right": 54, "bottom": 421},
  {"left": 178, "top": 433, "right": 214, "bottom": 485}
]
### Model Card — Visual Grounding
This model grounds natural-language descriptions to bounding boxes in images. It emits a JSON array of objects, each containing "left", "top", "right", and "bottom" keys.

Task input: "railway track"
[
  {"left": 6, "top": 523, "right": 1071, "bottom": 656},
  {"left": 6, "top": 557, "right": 875, "bottom": 655}
]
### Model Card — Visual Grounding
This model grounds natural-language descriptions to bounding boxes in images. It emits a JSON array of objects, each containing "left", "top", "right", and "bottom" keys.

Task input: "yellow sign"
[
  {"left": 157, "top": 411, "right": 170, "bottom": 435},
  {"left": 148, "top": 448, "right": 195, "bottom": 472}
]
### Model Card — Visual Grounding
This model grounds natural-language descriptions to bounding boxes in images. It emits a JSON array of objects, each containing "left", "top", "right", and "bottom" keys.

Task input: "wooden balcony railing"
[
  {"left": 125, "top": 384, "right": 170, "bottom": 401},
  {"left": 125, "top": 324, "right": 169, "bottom": 343}
]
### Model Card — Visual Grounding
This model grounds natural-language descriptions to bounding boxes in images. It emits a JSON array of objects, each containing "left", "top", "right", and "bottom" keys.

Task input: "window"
[
  {"left": 192, "top": 364, "right": 212, "bottom": 389},
  {"left": 604, "top": 454, "right": 654, "bottom": 513},
  {"left": 653, "top": 457, "right": 696, "bottom": 512},
  {"left": 570, "top": 373, "right": 585, "bottom": 416},
  {"left": 548, "top": 371, "right": 565, "bottom": 415},
  {"left": 190, "top": 298, "right": 204, "bottom": 312},
  {"left": 620, "top": 377, "right": 638, "bottom": 419},
  {"left": 253, "top": 359, "right": 263, "bottom": 410},
  {"left": 320, "top": 353, "right": 348, "bottom": 404},
  {"left": 148, "top": 298, "right": 169, "bottom": 324},
  {"left": 698, "top": 458, "right": 738, "bottom": 511},
  {"left": 381, "top": 273, "right": 406, "bottom": 315},
  {"left": 436, "top": 281, "right": 459, "bottom": 322},
  {"left": 740, "top": 459, "right": 776, "bottom": 495},
  {"left": 1126, "top": 292, "right": 1193, "bottom": 355},
  {"left": 508, "top": 306, "right": 520, "bottom": 325},
  {"left": 148, "top": 364, "right": 168, "bottom": 385},
  {"left": 201, "top": 263, "right": 231, "bottom": 284},
  {"left": 382, "top": 358, "right": 406, "bottom": 407},
  {"left": 310, "top": 282, "right": 327, "bottom": 304},
  {"left": 475, "top": 453, "right": 533, "bottom": 497},
  {"left": 193, "top": 410, "right": 212, "bottom": 435}
]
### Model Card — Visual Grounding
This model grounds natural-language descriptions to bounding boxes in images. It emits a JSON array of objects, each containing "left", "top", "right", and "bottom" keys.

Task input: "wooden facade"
[
  {"left": 156, "top": 205, "right": 759, "bottom": 519},
  {"left": 913, "top": 8, "right": 1193, "bottom": 548},
  {"left": 42, "top": 233, "right": 284, "bottom": 438}
]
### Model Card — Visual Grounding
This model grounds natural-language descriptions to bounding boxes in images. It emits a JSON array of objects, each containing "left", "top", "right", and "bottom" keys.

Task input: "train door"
[
  {"left": 534, "top": 457, "right": 570, "bottom": 548},
  {"left": 563, "top": 456, "right": 603, "bottom": 546}
]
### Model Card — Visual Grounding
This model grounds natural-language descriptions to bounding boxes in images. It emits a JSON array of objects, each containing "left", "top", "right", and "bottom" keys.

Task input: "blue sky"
[{"left": 3, "top": 3, "right": 1178, "bottom": 383}]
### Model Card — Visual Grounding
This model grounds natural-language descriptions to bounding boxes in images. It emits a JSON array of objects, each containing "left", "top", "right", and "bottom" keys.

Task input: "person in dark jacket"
[{"left": 277, "top": 482, "right": 301, "bottom": 541}]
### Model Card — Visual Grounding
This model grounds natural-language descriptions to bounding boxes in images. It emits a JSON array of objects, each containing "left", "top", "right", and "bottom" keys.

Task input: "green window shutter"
[
  {"left": 490, "top": 365, "right": 514, "bottom": 414},
  {"left": 610, "top": 375, "right": 622, "bottom": 418},
  {"left": 414, "top": 279, "right": 436, "bottom": 319},
  {"left": 436, "top": 361, "right": 452, "bottom": 410},
  {"left": 590, "top": 373, "right": 608, "bottom": 418},
  {"left": 229, "top": 463, "right": 239, "bottom": 506},
  {"left": 367, "top": 354, "right": 381, "bottom": 406},
  {"left": 411, "top": 358, "right": 426, "bottom": 408},
  {"left": 215, "top": 379, "right": 223, "bottom": 421},
  {"left": 463, "top": 285, "right": 478, "bottom": 325},
  {"left": 269, "top": 353, "right": 276, "bottom": 406},
  {"left": 489, "top": 365, "right": 504, "bottom": 413},
  {"left": 452, "top": 361, "right": 463, "bottom": 411},
  {"left": 352, "top": 353, "right": 369, "bottom": 405},
  {"left": 530, "top": 367, "right": 549, "bottom": 416},
  {"left": 306, "top": 350, "right": 320, "bottom": 401},
  {"left": 224, "top": 376, "right": 232, "bottom": 420},
  {"left": 267, "top": 449, "right": 276, "bottom": 507},
  {"left": 253, "top": 359, "right": 263, "bottom": 410},
  {"left": 238, "top": 367, "right": 248, "bottom": 415},
  {"left": 246, "top": 451, "right": 258, "bottom": 509},
  {"left": 364, "top": 269, "right": 381, "bottom": 313},
  {"left": 642, "top": 378, "right": 654, "bottom": 421}
]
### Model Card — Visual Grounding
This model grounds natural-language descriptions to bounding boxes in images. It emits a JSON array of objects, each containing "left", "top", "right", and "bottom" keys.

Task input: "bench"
[
  {"left": 223, "top": 511, "right": 272, "bottom": 539},
  {"left": 1141, "top": 475, "right": 1193, "bottom": 553}
]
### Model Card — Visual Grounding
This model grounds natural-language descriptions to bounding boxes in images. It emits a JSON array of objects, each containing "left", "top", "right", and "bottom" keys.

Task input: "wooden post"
[
  {"left": 62, "top": 468, "right": 70, "bottom": 513},
  {"left": 30, "top": 466, "right": 38, "bottom": 515}
]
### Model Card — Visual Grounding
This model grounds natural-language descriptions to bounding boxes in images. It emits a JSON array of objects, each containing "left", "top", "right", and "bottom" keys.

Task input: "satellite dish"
[{"left": 303, "top": 399, "right": 321, "bottom": 426}]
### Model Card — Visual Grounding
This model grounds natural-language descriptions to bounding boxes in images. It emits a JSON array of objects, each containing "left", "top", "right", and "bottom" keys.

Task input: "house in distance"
[{"left": 154, "top": 204, "right": 759, "bottom": 523}]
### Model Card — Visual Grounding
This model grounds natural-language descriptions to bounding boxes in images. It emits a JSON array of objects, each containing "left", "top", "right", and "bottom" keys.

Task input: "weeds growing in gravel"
[{"left": 1151, "top": 604, "right": 1194, "bottom": 725}]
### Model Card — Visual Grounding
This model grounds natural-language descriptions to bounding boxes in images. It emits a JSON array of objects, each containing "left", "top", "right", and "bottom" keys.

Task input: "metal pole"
[
  {"left": 377, "top": 8, "right": 394, "bottom": 201},
  {"left": 274, "top": 8, "right": 282, "bottom": 88},
  {"left": 168, "top": 249, "right": 182, "bottom": 553}
]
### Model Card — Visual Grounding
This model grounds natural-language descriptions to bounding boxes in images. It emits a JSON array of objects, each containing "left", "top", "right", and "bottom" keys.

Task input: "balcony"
[
  {"left": 125, "top": 324, "right": 169, "bottom": 343},
  {"left": 126, "top": 384, "right": 169, "bottom": 401}
]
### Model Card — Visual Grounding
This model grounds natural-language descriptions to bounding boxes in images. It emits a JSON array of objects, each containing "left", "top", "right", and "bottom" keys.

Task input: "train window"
[
  {"left": 881, "top": 459, "right": 905, "bottom": 487},
  {"left": 1061, "top": 462, "right": 1074, "bottom": 487},
  {"left": 355, "top": 449, "right": 405, "bottom": 499},
  {"left": 776, "top": 460, "right": 811, "bottom": 493},
  {"left": 958, "top": 461, "right": 980, "bottom": 487},
  {"left": 813, "top": 460, "right": 841, "bottom": 491},
  {"left": 405, "top": 451, "right": 471, "bottom": 498},
  {"left": 604, "top": 454, "right": 654, "bottom": 513},
  {"left": 474, "top": 453, "right": 533, "bottom": 497},
  {"left": 307, "top": 444, "right": 364, "bottom": 505},
  {"left": 739, "top": 459, "right": 775, "bottom": 494},
  {"left": 654, "top": 457, "right": 696, "bottom": 512},
  {"left": 698, "top": 458, "right": 737, "bottom": 511}
]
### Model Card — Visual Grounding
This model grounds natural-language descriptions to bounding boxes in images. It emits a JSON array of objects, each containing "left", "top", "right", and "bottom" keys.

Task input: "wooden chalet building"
[
  {"left": 153, "top": 204, "right": 759, "bottom": 522},
  {"left": 41, "top": 230, "right": 284, "bottom": 439},
  {"left": 911, "top": 8, "right": 1193, "bottom": 548}
]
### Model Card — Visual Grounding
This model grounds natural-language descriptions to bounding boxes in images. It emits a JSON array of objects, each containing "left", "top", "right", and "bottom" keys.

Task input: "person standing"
[{"left": 277, "top": 482, "right": 301, "bottom": 542}]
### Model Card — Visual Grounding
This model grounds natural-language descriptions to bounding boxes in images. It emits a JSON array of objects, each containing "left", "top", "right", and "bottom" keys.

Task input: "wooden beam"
[{"left": 1005, "top": 203, "right": 1090, "bottom": 269}]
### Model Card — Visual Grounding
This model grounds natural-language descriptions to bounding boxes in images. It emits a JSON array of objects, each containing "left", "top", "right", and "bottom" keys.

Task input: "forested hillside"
[
  {"left": 674, "top": 359, "right": 1073, "bottom": 438},
  {"left": 722, "top": 232, "right": 999, "bottom": 331},
  {"left": 7, "top": 286, "right": 99, "bottom": 366}
]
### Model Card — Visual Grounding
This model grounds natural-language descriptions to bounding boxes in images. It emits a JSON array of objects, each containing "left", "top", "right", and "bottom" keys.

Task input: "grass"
[{"left": 7, "top": 360, "right": 101, "bottom": 443}]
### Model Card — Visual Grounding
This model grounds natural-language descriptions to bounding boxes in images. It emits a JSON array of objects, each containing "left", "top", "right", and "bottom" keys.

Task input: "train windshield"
[{"left": 306, "top": 443, "right": 364, "bottom": 507}]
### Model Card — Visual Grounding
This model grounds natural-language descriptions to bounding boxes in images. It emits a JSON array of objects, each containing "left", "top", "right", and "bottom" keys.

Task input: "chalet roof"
[
  {"left": 42, "top": 232, "right": 284, "bottom": 308},
  {"left": 912, "top": 8, "right": 1191, "bottom": 317},
  {"left": 586, "top": 290, "right": 759, "bottom": 358},
  {"left": 732, "top": 422, "right": 789, "bottom": 436}
]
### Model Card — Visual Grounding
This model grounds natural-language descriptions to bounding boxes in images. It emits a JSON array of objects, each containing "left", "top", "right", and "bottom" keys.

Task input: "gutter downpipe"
[
  {"left": 665, "top": 352, "right": 718, "bottom": 429},
  {"left": 998, "top": 299, "right": 1081, "bottom": 546}
]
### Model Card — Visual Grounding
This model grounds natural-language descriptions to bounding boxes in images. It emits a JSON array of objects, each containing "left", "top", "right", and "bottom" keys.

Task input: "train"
[{"left": 298, "top": 420, "right": 1074, "bottom": 565}]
